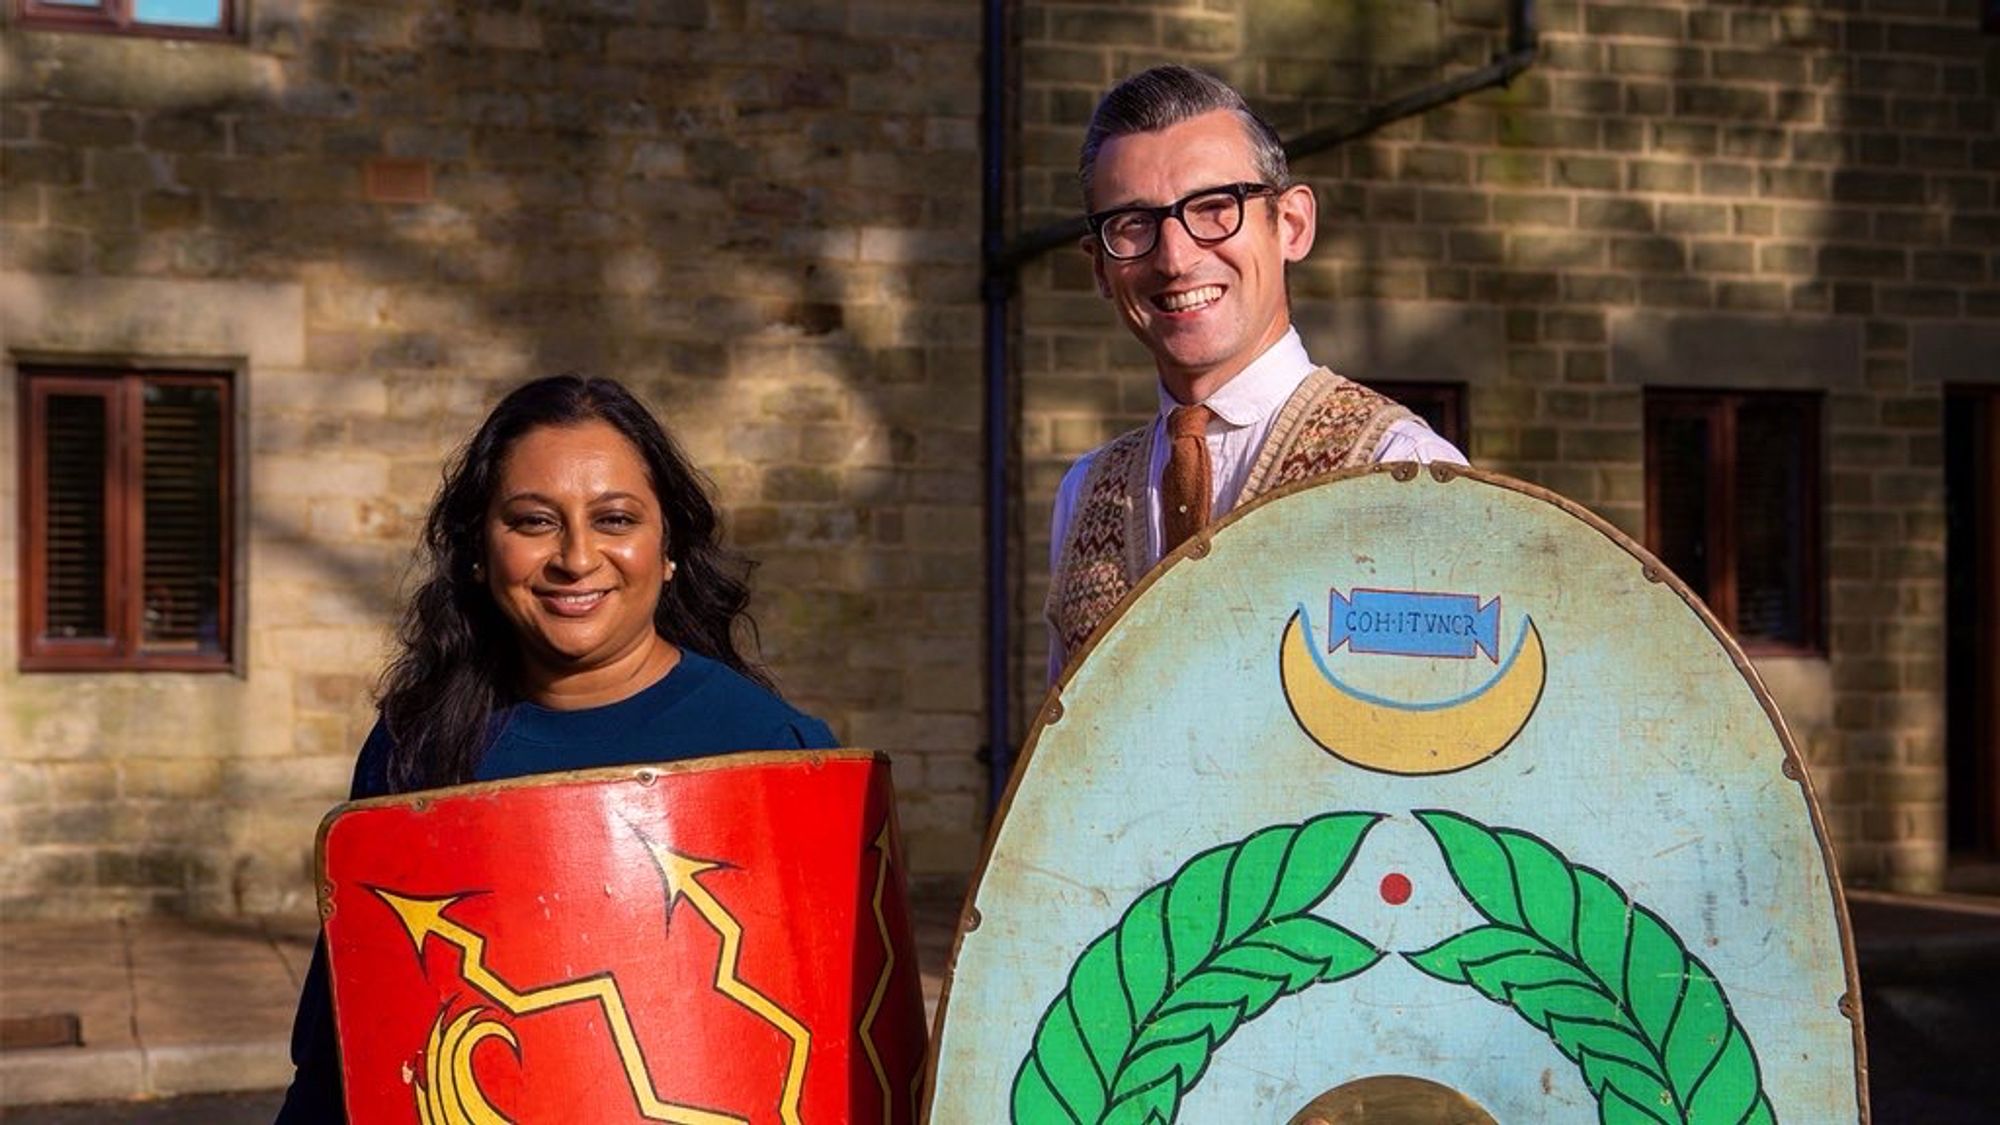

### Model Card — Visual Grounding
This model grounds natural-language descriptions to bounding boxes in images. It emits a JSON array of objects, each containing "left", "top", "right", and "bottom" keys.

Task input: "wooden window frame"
[
  {"left": 1644, "top": 389, "right": 1823, "bottom": 658},
  {"left": 1368, "top": 380, "right": 1469, "bottom": 451},
  {"left": 18, "top": 367, "right": 236, "bottom": 672},
  {"left": 13, "top": 0, "right": 238, "bottom": 42}
]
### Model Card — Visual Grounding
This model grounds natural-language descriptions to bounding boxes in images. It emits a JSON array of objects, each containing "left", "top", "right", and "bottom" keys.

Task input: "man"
[{"left": 1047, "top": 66, "right": 1467, "bottom": 677}]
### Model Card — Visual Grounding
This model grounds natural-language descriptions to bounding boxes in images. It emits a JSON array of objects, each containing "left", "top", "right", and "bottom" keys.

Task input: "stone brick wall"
[
  {"left": 1, "top": 0, "right": 985, "bottom": 917},
  {"left": 3, "top": 0, "right": 1994, "bottom": 916},
  {"left": 1015, "top": 0, "right": 1999, "bottom": 892}
]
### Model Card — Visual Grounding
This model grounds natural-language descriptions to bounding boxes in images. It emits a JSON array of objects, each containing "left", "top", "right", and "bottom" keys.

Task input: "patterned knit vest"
[{"left": 1047, "top": 368, "right": 1414, "bottom": 661}]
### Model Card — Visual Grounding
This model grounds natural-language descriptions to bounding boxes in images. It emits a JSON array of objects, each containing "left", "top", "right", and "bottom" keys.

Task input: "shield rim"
[
  {"left": 920, "top": 463, "right": 1868, "bottom": 1124},
  {"left": 315, "top": 748, "right": 896, "bottom": 1123},
  {"left": 314, "top": 749, "right": 889, "bottom": 923}
]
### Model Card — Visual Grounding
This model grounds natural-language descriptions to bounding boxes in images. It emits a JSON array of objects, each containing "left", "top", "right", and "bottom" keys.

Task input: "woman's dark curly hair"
[{"left": 378, "top": 374, "right": 768, "bottom": 792}]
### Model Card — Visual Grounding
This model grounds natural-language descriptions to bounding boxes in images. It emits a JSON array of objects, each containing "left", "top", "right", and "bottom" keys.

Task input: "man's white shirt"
[{"left": 1046, "top": 328, "right": 1469, "bottom": 678}]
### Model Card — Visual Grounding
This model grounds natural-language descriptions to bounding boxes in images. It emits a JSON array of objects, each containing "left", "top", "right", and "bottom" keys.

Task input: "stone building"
[
  {"left": 1, "top": 0, "right": 991, "bottom": 917},
  {"left": 1, "top": 0, "right": 1994, "bottom": 918},
  {"left": 1010, "top": 0, "right": 1999, "bottom": 894}
]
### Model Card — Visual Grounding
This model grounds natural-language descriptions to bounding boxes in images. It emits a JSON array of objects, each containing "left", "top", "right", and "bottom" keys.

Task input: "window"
[
  {"left": 19, "top": 368, "right": 233, "bottom": 670},
  {"left": 1645, "top": 390, "right": 1821, "bottom": 654},
  {"left": 14, "top": 0, "right": 234, "bottom": 39},
  {"left": 1371, "top": 380, "right": 1468, "bottom": 450}
]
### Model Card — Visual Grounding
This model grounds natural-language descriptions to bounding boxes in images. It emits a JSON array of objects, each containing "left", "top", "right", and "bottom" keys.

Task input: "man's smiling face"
[{"left": 1086, "top": 109, "right": 1317, "bottom": 404}]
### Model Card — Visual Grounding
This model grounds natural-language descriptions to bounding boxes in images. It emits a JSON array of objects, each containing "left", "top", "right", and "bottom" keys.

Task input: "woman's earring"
[
  {"left": 470, "top": 561, "right": 485, "bottom": 582},
  {"left": 663, "top": 559, "right": 677, "bottom": 582}
]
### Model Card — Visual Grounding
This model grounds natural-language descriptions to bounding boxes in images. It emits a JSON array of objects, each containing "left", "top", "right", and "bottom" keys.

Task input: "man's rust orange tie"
[{"left": 1162, "top": 403, "right": 1215, "bottom": 553}]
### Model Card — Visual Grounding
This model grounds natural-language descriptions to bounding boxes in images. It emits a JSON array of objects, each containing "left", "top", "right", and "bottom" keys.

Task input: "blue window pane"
[{"left": 133, "top": 0, "right": 225, "bottom": 27}]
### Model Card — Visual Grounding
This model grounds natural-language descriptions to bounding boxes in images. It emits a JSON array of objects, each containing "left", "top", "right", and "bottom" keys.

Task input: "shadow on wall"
[
  {"left": 1013, "top": 2, "right": 1978, "bottom": 891},
  {"left": 0, "top": 2, "right": 984, "bottom": 915}
]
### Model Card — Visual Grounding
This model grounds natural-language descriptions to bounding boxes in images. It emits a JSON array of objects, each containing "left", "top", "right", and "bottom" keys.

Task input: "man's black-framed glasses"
[{"left": 1086, "top": 182, "right": 1279, "bottom": 261}]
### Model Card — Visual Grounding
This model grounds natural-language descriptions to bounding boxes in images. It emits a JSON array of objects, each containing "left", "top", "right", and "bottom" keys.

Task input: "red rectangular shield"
[{"left": 319, "top": 750, "right": 927, "bottom": 1124}]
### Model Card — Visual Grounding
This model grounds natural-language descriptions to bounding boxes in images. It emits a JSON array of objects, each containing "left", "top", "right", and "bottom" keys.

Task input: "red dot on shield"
[{"left": 1380, "top": 872, "right": 1412, "bottom": 905}]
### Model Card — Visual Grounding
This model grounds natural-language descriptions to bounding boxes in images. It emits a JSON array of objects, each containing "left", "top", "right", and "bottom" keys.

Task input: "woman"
[{"left": 276, "top": 374, "right": 835, "bottom": 1121}]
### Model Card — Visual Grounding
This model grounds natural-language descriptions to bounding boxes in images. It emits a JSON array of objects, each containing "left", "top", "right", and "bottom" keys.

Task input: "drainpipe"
[
  {"left": 980, "top": 0, "right": 1540, "bottom": 809},
  {"left": 980, "top": 0, "right": 1013, "bottom": 811}
]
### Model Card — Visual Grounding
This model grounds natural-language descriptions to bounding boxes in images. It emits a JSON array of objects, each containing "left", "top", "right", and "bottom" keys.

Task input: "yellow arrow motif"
[
  {"left": 643, "top": 841, "right": 814, "bottom": 1125},
  {"left": 375, "top": 889, "right": 744, "bottom": 1125}
]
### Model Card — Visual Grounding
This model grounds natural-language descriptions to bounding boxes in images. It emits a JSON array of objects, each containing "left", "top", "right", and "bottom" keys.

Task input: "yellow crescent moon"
[{"left": 1280, "top": 605, "right": 1545, "bottom": 775}]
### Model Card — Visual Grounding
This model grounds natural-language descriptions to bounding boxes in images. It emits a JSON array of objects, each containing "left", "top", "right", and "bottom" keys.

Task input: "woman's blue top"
[{"left": 275, "top": 650, "right": 836, "bottom": 1123}]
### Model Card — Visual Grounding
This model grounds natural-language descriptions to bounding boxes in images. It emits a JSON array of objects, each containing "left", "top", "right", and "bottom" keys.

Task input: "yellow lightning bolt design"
[
  {"left": 858, "top": 823, "right": 896, "bottom": 1125},
  {"left": 642, "top": 841, "right": 814, "bottom": 1125},
  {"left": 375, "top": 889, "right": 744, "bottom": 1125}
]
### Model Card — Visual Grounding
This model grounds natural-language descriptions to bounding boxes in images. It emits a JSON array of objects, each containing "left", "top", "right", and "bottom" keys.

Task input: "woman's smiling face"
[{"left": 482, "top": 419, "right": 673, "bottom": 692}]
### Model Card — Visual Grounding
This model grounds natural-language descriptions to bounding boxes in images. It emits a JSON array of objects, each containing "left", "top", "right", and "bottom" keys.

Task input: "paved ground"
[
  {"left": 3, "top": 886, "right": 1996, "bottom": 1120},
  {"left": 1, "top": 1090, "right": 284, "bottom": 1124},
  {"left": 0, "top": 915, "right": 316, "bottom": 1108},
  {"left": 1847, "top": 890, "right": 2000, "bottom": 1123}
]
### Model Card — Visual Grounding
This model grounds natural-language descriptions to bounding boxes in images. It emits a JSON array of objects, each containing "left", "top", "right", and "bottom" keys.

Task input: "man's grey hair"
[{"left": 1078, "top": 65, "right": 1290, "bottom": 208}]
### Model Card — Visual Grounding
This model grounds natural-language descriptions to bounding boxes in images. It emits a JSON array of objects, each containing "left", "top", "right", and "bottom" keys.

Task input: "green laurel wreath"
[
  {"left": 1010, "top": 813, "right": 1383, "bottom": 1125},
  {"left": 1405, "top": 810, "right": 1775, "bottom": 1125}
]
